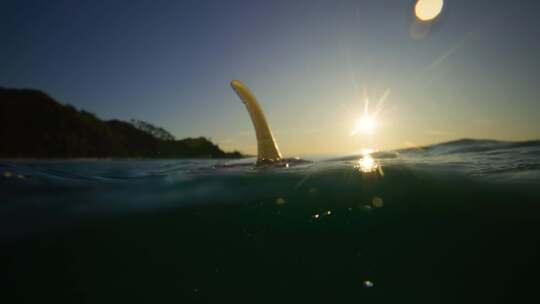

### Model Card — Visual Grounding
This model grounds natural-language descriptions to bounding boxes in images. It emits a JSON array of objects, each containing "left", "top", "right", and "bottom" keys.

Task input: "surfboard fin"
[{"left": 230, "top": 80, "right": 282, "bottom": 165}]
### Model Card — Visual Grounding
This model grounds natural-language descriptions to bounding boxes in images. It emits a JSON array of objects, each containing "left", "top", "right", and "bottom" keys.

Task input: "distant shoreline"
[
  {"left": 0, "top": 87, "right": 245, "bottom": 159},
  {"left": 0, "top": 157, "right": 248, "bottom": 161}
]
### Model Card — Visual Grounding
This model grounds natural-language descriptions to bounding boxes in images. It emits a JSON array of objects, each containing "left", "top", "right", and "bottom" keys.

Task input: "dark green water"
[{"left": 2, "top": 140, "right": 540, "bottom": 303}]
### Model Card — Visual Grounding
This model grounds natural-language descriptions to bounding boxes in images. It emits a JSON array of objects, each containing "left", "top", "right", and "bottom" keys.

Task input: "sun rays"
[{"left": 350, "top": 89, "right": 390, "bottom": 137}]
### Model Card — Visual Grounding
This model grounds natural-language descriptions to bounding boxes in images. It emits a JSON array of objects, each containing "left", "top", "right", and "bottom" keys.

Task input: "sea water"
[{"left": 1, "top": 140, "right": 540, "bottom": 303}]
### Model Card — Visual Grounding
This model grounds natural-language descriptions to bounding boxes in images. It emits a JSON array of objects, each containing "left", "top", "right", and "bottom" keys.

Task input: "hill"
[{"left": 0, "top": 88, "right": 243, "bottom": 159}]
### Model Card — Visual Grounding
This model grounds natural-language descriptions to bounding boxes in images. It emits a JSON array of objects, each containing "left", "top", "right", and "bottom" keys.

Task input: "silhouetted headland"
[{"left": 0, "top": 88, "right": 244, "bottom": 159}]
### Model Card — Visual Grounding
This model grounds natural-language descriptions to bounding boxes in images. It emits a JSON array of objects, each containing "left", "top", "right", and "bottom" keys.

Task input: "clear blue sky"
[{"left": 1, "top": 0, "right": 539, "bottom": 154}]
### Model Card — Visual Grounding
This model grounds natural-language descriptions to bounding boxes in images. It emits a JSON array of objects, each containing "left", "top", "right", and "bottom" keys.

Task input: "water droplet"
[
  {"left": 275, "top": 197, "right": 286, "bottom": 205},
  {"left": 363, "top": 280, "right": 374, "bottom": 288},
  {"left": 312, "top": 213, "right": 320, "bottom": 219},
  {"left": 372, "top": 197, "right": 384, "bottom": 208},
  {"left": 326, "top": 210, "right": 332, "bottom": 215}
]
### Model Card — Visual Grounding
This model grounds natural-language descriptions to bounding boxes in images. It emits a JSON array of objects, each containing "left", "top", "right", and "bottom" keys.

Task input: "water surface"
[{"left": 2, "top": 140, "right": 539, "bottom": 303}]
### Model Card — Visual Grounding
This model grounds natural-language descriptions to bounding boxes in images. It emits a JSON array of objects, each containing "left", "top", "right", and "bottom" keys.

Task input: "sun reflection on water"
[
  {"left": 355, "top": 154, "right": 379, "bottom": 173},
  {"left": 353, "top": 149, "right": 384, "bottom": 175}
]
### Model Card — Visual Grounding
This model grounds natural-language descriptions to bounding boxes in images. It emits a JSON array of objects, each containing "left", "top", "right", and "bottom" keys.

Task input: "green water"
[{"left": 1, "top": 140, "right": 540, "bottom": 303}]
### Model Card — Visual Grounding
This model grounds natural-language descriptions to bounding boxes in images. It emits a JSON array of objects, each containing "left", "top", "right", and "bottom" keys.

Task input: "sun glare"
[
  {"left": 350, "top": 90, "right": 388, "bottom": 136},
  {"left": 361, "top": 148, "right": 374, "bottom": 156},
  {"left": 349, "top": 90, "right": 388, "bottom": 175},
  {"left": 354, "top": 115, "right": 376, "bottom": 135}
]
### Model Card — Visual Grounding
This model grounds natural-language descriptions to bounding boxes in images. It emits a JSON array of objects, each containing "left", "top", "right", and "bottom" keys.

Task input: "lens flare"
[{"left": 414, "top": 0, "right": 444, "bottom": 21}]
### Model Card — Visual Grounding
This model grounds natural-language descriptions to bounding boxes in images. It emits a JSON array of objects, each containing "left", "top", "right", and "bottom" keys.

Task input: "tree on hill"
[{"left": 129, "top": 119, "right": 175, "bottom": 141}]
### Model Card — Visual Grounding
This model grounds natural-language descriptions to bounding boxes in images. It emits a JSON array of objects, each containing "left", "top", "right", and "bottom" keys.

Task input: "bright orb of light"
[
  {"left": 353, "top": 115, "right": 376, "bottom": 135},
  {"left": 414, "top": 0, "right": 444, "bottom": 21}
]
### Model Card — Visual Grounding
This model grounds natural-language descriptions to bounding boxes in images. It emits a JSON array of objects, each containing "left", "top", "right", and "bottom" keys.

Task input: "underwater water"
[{"left": 2, "top": 139, "right": 540, "bottom": 303}]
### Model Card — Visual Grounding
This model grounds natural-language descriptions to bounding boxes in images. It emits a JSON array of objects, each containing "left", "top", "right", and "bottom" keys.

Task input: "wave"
[
  {"left": 398, "top": 138, "right": 540, "bottom": 156},
  {"left": 1, "top": 139, "right": 539, "bottom": 184}
]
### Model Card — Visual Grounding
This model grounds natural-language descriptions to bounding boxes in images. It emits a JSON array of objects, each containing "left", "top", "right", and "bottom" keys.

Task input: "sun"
[
  {"left": 350, "top": 91, "right": 387, "bottom": 136},
  {"left": 353, "top": 114, "right": 376, "bottom": 135}
]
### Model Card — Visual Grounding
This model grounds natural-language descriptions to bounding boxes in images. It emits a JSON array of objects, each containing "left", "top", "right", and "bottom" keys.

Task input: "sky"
[{"left": 1, "top": 0, "right": 539, "bottom": 155}]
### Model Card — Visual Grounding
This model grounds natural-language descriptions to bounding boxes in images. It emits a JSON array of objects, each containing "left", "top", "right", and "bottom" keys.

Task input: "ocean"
[{"left": 2, "top": 139, "right": 540, "bottom": 303}]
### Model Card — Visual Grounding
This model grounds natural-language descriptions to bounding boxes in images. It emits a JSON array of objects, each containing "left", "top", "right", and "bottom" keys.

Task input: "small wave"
[{"left": 401, "top": 139, "right": 540, "bottom": 156}]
